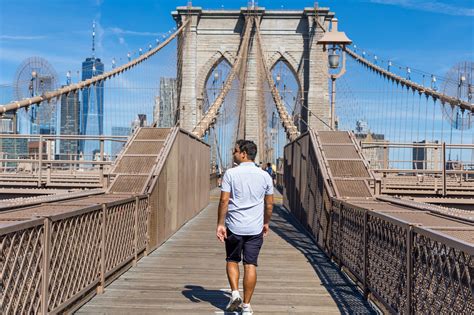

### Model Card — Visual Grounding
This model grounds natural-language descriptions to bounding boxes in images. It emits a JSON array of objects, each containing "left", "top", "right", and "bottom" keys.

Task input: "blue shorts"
[{"left": 225, "top": 228, "right": 264, "bottom": 266}]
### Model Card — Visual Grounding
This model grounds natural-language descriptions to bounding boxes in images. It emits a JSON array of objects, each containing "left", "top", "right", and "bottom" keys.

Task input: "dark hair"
[
  {"left": 267, "top": 162, "right": 271, "bottom": 167},
  {"left": 235, "top": 139, "right": 257, "bottom": 161}
]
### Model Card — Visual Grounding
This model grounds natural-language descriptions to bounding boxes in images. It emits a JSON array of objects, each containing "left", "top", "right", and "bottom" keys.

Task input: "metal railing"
[
  {"left": 360, "top": 141, "right": 474, "bottom": 196},
  {"left": 0, "top": 196, "right": 148, "bottom": 314},
  {"left": 0, "top": 134, "right": 128, "bottom": 187},
  {"left": 331, "top": 199, "right": 473, "bottom": 314},
  {"left": 283, "top": 131, "right": 474, "bottom": 314},
  {"left": 1, "top": 127, "right": 212, "bottom": 314}
]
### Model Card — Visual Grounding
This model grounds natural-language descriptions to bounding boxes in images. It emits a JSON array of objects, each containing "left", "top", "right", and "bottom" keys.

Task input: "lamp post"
[{"left": 317, "top": 18, "right": 352, "bottom": 130}]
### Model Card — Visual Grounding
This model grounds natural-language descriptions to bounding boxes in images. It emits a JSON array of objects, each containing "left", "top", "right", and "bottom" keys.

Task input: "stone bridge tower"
[{"left": 173, "top": 6, "right": 334, "bottom": 156}]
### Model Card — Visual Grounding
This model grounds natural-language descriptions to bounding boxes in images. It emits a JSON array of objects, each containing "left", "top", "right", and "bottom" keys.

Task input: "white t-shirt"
[{"left": 221, "top": 162, "right": 274, "bottom": 235}]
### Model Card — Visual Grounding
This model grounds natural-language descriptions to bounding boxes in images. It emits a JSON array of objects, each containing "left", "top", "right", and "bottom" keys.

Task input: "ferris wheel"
[
  {"left": 441, "top": 61, "right": 473, "bottom": 131},
  {"left": 14, "top": 56, "right": 59, "bottom": 134}
]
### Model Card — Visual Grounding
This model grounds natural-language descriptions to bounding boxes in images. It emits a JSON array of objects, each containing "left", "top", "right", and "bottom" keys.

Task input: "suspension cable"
[
  {"left": 0, "top": 20, "right": 190, "bottom": 114},
  {"left": 192, "top": 16, "right": 253, "bottom": 138},
  {"left": 253, "top": 18, "right": 299, "bottom": 141},
  {"left": 346, "top": 48, "right": 473, "bottom": 113}
]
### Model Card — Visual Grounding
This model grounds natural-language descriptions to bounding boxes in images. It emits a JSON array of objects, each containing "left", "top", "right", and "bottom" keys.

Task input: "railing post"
[
  {"left": 134, "top": 196, "right": 139, "bottom": 265},
  {"left": 41, "top": 217, "right": 51, "bottom": 315},
  {"left": 442, "top": 142, "right": 446, "bottom": 196},
  {"left": 38, "top": 135, "right": 43, "bottom": 187},
  {"left": 363, "top": 209, "right": 368, "bottom": 297},
  {"left": 434, "top": 145, "right": 439, "bottom": 192},
  {"left": 46, "top": 164, "right": 51, "bottom": 186},
  {"left": 46, "top": 140, "right": 52, "bottom": 185},
  {"left": 100, "top": 139, "right": 105, "bottom": 188},
  {"left": 338, "top": 202, "right": 342, "bottom": 267},
  {"left": 98, "top": 204, "right": 107, "bottom": 294},
  {"left": 406, "top": 225, "right": 413, "bottom": 314},
  {"left": 328, "top": 201, "right": 333, "bottom": 257},
  {"left": 144, "top": 197, "right": 151, "bottom": 256},
  {"left": 374, "top": 179, "right": 381, "bottom": 195}
]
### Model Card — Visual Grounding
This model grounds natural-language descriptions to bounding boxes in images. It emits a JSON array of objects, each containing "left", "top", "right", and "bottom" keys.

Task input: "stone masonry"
[{"left": 173, "top": 6, "right": 334, "bottom": 158}]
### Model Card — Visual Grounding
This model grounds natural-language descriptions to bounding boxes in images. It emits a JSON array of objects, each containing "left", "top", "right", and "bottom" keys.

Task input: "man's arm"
[
  {"left": 216, "top": 191, "right": 230, "bottom": 242},
  {"left": 263, "top": 194, "right": 273, "bottom": 236}
]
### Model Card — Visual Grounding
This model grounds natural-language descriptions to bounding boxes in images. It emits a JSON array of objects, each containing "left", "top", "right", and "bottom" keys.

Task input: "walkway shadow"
[
  {"left": 182, "top": 285, "right": 236, "bottom": 313},
  {"left": 270, "top": 204, "right": 379, "bottom": 315}
]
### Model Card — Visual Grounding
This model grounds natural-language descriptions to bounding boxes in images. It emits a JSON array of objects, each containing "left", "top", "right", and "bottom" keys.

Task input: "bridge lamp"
[
  {"left": 328, "top": 47, "right": 340, "bottom": 69},
  {"left": 317, "top": 18, "right": 352, "bottom": 130}
]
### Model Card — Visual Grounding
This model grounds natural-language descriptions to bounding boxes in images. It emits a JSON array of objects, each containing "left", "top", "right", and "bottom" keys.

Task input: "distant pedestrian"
[
  {"left": 265, "top": 162, "right": 273, "bottom": 177},
  {"left": 217, "top": 140, "right": 274, "bottom": 315},
  {"left": 216, "top": 164, "right": 222, "bottom": 187}
]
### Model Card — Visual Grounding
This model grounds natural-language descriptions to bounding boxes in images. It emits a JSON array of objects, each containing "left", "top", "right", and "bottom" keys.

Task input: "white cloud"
[
  {"left": 108, "top": 27, "right": 164, "bottom": 37},
  {"left": 369, "top": 0, "right": 474, "bottom": 16},
  {"left": 0, "top": 35, "right": 47, "bottom": 40}
]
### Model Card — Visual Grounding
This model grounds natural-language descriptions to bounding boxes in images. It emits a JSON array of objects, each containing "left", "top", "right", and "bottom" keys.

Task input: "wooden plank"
[{"left": 77, "top": 189, "right": 375, "bottom": 314}]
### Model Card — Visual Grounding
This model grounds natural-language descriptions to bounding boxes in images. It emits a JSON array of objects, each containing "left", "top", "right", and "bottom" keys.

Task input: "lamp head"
[{"left": 317, "top": 18, "right": 352, "bottom": 49}]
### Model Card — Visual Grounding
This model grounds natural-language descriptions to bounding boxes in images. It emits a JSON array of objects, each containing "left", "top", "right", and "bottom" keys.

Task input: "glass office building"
[{"left": 80, "top": 57, "right": 104, "bottom": 157}]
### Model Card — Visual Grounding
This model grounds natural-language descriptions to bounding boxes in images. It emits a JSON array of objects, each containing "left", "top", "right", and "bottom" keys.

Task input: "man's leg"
[
  {"left": 243, "top": 264, "right": 257, "bottom": 303},
  {"left": 242, "top": 232, "right": 263, "bottom": 305},
  {"left": 226, "top": 261, "right": 240, "bottom": 291},
  {"left": 224, "top": 230, "right": 243, "bottom": 311}
]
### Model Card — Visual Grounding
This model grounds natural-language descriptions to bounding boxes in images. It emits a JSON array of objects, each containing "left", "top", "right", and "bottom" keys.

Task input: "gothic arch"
[
  {"left": 267, "top": 51, "right": 303, "bottom": 96},
  {"left": 196, "top": 51, "right": 235, "bottom": 114}
]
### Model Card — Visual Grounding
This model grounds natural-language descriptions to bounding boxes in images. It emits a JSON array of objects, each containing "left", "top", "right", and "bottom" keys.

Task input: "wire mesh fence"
[{"left": 283, "top": 131, "right": 473, "bottom": 314}]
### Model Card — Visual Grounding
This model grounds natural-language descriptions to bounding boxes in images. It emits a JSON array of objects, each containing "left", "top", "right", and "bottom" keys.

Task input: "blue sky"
[
  {"left": 0, "top": 0, "right": 472, "bottom": 89},
  {"left": 0, "top": 0, "right": 472, "bottom": 162}
]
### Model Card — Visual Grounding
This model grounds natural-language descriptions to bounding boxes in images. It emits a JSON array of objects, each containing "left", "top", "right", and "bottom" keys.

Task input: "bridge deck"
[{"left": 77, "top": 190, "right": 376, "bottom": 314}]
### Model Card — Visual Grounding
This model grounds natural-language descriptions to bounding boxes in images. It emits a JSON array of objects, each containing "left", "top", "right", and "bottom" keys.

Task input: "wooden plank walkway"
[{"left": 77, "top": 190, "right": 377, "bottom": 314}]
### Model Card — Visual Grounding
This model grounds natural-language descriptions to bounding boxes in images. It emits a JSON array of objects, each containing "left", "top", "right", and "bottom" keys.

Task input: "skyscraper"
[
  {"left": 154, "top": 78, "right": 177, "bottom": 127},
  {"left": 80, "top": 21, "right": 104, "bottom": 157},
  {"left": 59, "top": 88, "right": 80, "bottom": 159},
  {"left": 354, "top": 120, "right": 388, "bottom": 169},
  {"left": 413, "top": 140, "right": 439, "bottom": 170}
]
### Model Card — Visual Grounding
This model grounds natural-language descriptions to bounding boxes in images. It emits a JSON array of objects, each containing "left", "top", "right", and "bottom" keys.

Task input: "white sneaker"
[
  {"left": 225, "top": 295, "right": 242, "bottom": 312},
  {"left": 242, "top": 304, "right": 253, "bottom": 315}
]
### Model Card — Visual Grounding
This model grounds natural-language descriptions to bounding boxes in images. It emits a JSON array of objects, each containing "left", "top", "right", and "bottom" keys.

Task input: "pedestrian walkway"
[{"left": 77, "top": 189, "right": 377, "bottom": 314}]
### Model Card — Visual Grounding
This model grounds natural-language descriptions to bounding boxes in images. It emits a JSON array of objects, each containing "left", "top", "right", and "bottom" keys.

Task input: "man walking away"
[{"left": 216, "top": 140, "right": 274, "bottom": 315}]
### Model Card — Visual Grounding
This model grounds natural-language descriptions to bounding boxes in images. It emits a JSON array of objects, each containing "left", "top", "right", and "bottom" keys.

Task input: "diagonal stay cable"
[
  {"left": 0, "top": 20, "right": 190, "bottom": 114},
  {"left": 192, "top": 17, "right": 254, "bottom": 138},
  {"left": 253, "top": 19, "right": 300, "bottom": 141}
]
